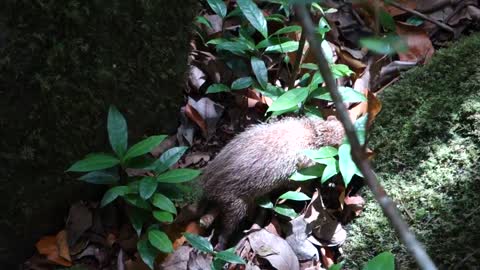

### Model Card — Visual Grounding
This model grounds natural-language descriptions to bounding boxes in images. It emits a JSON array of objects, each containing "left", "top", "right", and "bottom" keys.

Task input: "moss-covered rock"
[
  {"left": 344, "top": 34, "right": 480, "bottom": 268},
  {"left": 0, "top": 0, "right": 196, "bottom": 266}
]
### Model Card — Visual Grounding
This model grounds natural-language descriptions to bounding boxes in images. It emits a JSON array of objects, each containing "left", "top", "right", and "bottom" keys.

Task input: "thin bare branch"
[{"left": 295, "top": 4, "right": 437, "bottom": 270}]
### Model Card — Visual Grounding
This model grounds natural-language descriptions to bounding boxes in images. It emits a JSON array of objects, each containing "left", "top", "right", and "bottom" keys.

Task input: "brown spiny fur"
[{"left": 199, "top": 117, "right": 345, "bottom": 248}]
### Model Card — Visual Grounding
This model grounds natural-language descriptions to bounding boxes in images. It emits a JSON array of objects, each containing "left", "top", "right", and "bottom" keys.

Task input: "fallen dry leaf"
[
  {"left": 396, "top": 22, "right": 434, "bottom": 63},
  {"left": 36, "top": 232, "right": 72, "bottom": 267}
]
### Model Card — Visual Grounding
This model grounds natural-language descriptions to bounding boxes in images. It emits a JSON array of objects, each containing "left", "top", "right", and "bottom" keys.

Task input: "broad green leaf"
[
  {"left": 362, "top": 251, "right": 395, "bottom": 270},
  {"left": 354, "top": 114, "right": 368, "bottom": 145},
  {"left": 231, "top": 77, "right": 254, "bottom": 90},
  {"left": 148, "top": 146, "right": 189, "bottom": 173},
  {"left": 237, "top": 0, "right": 268, "bottom": 38},
  {"left": 317, "top": 157, "right": 339, "bottom": 183},
  {"left": 153, "top": 210, "right": 174, "bottom": 223},
  {"left": 267, "top": 87, "right": 309, "bottom": 112},
  {"left": 254, "top": 84, "right": 284, "bottom": 99},
  {"left": 309, "top": 72, "right": 324, "bottom": 89},
  {"left": 157, "top": 169, "right": 201, "bottom": 183},
  {"left": 216, "top": 250, "right": 246, "bottom": 264},
  {"left": 265, "top": 13, "right": 287, "bottom": 23},
  {"left": 303, "top": 146, "right": 338, "bottom": 160},
  {"left": 331, "top": 64, "right": 354, "bottom": 78},
  {"left": 137, "top": 237, "right": 159, "bottom": 269},
  {"left": 251, "top": 57, "right": 268, "bottom": 90},
  {"left": 304, "top": 105, "right": 324, "bottom": 119},
  {"left": 206, "top": 38, "right": 228, "bottom": 45},
  {"left": 196, "top": 16, "right": 213, "bottom": 29},
  {"left": 212, "top": 258, "right": 226, "bottom": 270},
  {"left": 183, "top": 233, "right": 214, "bottom": 254},
  {"left": 270, "top": 25, "right": 302, "bottom": 36},
  {"left": 406, "top": 16, "right": 424, "bottom": 26},
  {"left": 139, "top": 177, "right": 158, "bottom": 200},
  {"left": 317, "top": 17, "right": 331, "bottom": 37},
  {"left": 124, "top": 194, "right": 151, "bottom": 210},
  {"left": 321, "top": 40, "right": 334, "bottom": 63},
  {"left": 360, "top": 35, "right": 407, "bottom": 55},
  {"left": 207, "top": 0, "right": 227, "bottom": 18},
  {"left": 379, "top": 10, "right": 396, "bottom": 32},
  {"left": 256, "top": 37, "right": 291, "bottom": 49},
  {"left": 290, "top": 164, "right": 324, "bottom": 181},
  {"left": 338, "top": 144, "right": 357, "bottom": 186},
  {"left": 108, "top": 105, "right": 128, "bottom": 158},
  {"left": 328, "top": 262, "right": 344, "bottom": 270},
  {"left": 265, "top": 41, "right": 299, "bottom": 53},
  {"left": 217, "top": 40, "right": 251, "bottom": 55},
  {"left": 67, "top": 154, "right": 120, "bottom": 172},
  {"left": 279, "top": 191, "right": 311, "bottom": 201},
  {"left": 151, "top": 193, "right": 177, "bottom": 214},
  {"left": 123, "top": 135, "right": 167, "bottom": 162},
  {"left": 257, "top": 197, "right": 274, "bottom": 209},
  {"left": 148, "top": 229, "right": 173, "bottom": 253},
  {"left": 301, "top": 63, "right": 318, "bottom": 70},
  {"left": 127, "top": 207, "right": 149, "bottom": 236},
  {"left": 313, "top": 86, "right": 367, "bottom": 103},
  {"left": 273, "top": 205, "right": 298, "bottom": 219},
  {"left": 78, "top": 170, "right": 118, "bottom": 185},
  {"left": 101, "top": 186, "right": 131, "bottom": 207},
  {"left": 207, "top": 83, "right": 230, "bottom": 94}
]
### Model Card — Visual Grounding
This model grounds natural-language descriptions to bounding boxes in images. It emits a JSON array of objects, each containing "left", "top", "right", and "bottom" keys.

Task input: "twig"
[
  {"left": 288, "top": 28, "right": 307, "bottom": 89},
  {"left": 388, "top": 1, "right": 455, "bottom": 34},
  {"left": 295, "top": 5, "right": 438, "bottom": 270}
]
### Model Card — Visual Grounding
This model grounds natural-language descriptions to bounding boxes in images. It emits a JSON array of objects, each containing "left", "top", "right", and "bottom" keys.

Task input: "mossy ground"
[{"left": 344, "top": 34, "right": 480, "bottom": 268}]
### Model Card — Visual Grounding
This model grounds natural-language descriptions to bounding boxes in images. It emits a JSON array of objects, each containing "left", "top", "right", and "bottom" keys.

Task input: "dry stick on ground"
[
  {"left": 388, "top": 1, "right": 455, "bottom": 34},
  {"left": 295, "top": 5, "right": 438, "bottom": 270}
]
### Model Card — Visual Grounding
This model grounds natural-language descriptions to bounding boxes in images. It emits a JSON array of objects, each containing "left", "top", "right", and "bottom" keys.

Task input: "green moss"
[
  {"left": 344, "top": 34, "right": 480, "bottom": 268},
  {"left": 0, "top": 0, "right": 197, "bottom": 266}
]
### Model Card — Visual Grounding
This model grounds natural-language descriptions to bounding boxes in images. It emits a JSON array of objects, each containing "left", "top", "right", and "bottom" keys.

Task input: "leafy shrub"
[{"left": 68, "top": 106, "right": 201, "bottom": 269}]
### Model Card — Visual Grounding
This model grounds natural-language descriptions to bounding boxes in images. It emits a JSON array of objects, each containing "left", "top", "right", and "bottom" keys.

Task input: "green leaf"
[
  {"left": 216, "top": 40, "right": 251, "bottom": 55},
  {"left": 207, "top": 0, "right": 227, "bottom": 18},
  {"left": 157, "top": 169, "right": 201, "bottom": 183},
  {"left": 251, "top": 57, "right": 268, "bottom": 90},
  {"left": 231, "top": 77, "right": 254, "bottom": 90},
  {"left": 303, "top": 146, "right": 338, "bottom": 160},
  {"left": 267, "top": 87, "right": 309, "bottom": 112},
  {"left": 270, "top": 25, "right": 302, "bottom": 36},
  {"left": 338, "top": 144, "right": 357, "bottom": 186},
  {"left": 124, "top": 194, "right": 151, "bottom": 210},
  {"left": 328, "top": 262, "right": 344, "bottom": 270},
  {"left": 237, "top": 0, "right": 268, "bottom": 38},
  {"left": 139, "top": 177, "right": 158, "bottom": 200},
  {"left": 78, "top": 170, "right": 118, "bottom": 185},
  {"left": 354, "top": 114, "right": 368, "bottom": 145},
  {"left": 360, "top": 35, "right": 407, "bottom": 55},
  {"left": 273, "top": 205, "right": 298, "bottom": 219},
  {"left": 148, "top": 146, "right": 189, "bottom": 173},
  {"left": 138, "top": 237, "right": 160, "bottom": 269},
  {"left": 331, "top": 64, "right": 354, "bottom": 78},
  {"left": 216, "top": 250, "right": 246, "bottom": 264},
  {"left": 362, "top": 251, "right": 395, "bottom": 270},
  {"left": 290, "top": 164, "right": 324, "bottom": 181},
  {"left": 301, "top": 63, "right": 318, "bottom": 70},
  {"left": 183, "top": 233, "right": 214, "bottom": 254},
  {"left": 127, "top": 207, "right": 149, "bottom": 236},
  {"left": 148, "top": 229, "right": 174, "bottom": 253},
  {"left": 317, "top": 17, "right": 331, "bottom": 37},
  {"left": 279, "top": 191, "right": 311, "bottom": 201},
  {"left": 153, "top": 210, "right": 174, "bottom": 223},
  {"left": 206, "top": 38, "right": 228, "bottom": 45},
  {"left": 313, "top": 86, "right": 367, "bottom": 103},
  {"left": 406, "top": 16, "right": 424, "bottom": 26},
  {"left": 309, "top": 72, "right": 324, "bottom": 90},
  {"left": 256, "top": 37, "right": 291, "bottom": 49},
  {"left": 101, "top": 186, "right": 131, "bottom": 207},
  {"left": 123, "top": 135, "right": 167, "bottom": 162},
  {"left": 317, "top": 158, "right": 339, "bottom": 183},
  {"left": 151, "top": 193, "right": 177, "bottom": 214},
  {"left": 257, "top": 197, "right": 274, "bottom": 209},
  {"left": 196, "top": 16, "right": 213, "bottom": 29},
  {"left": 321, "top": 40, "right": 334, "bottom": 63},
  {"left": 379, "top": 10, "right": 396, "bottom": 32},
  {"left": 108, "top": 105, "right": 128, "bottom": 158},
  {"left": 207, "top": 83, "right": 230, "bottom": 94},
  {"left": 254, "top": 84, "right": 285, "bottom": 99},
  {"left": 67, "top": 154, "right": 120, "bottom": 172},
  {"left": 265, "top": 41, "right": 299, "bottom": 53}
]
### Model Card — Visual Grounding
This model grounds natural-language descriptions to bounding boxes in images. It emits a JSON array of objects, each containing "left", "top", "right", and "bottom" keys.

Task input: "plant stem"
[
  {"left": 295, "top": 4, "right": 438, "bottom": 270},
  {"left": 288, "top": 27, "right": 306, "bottom": 89}
]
